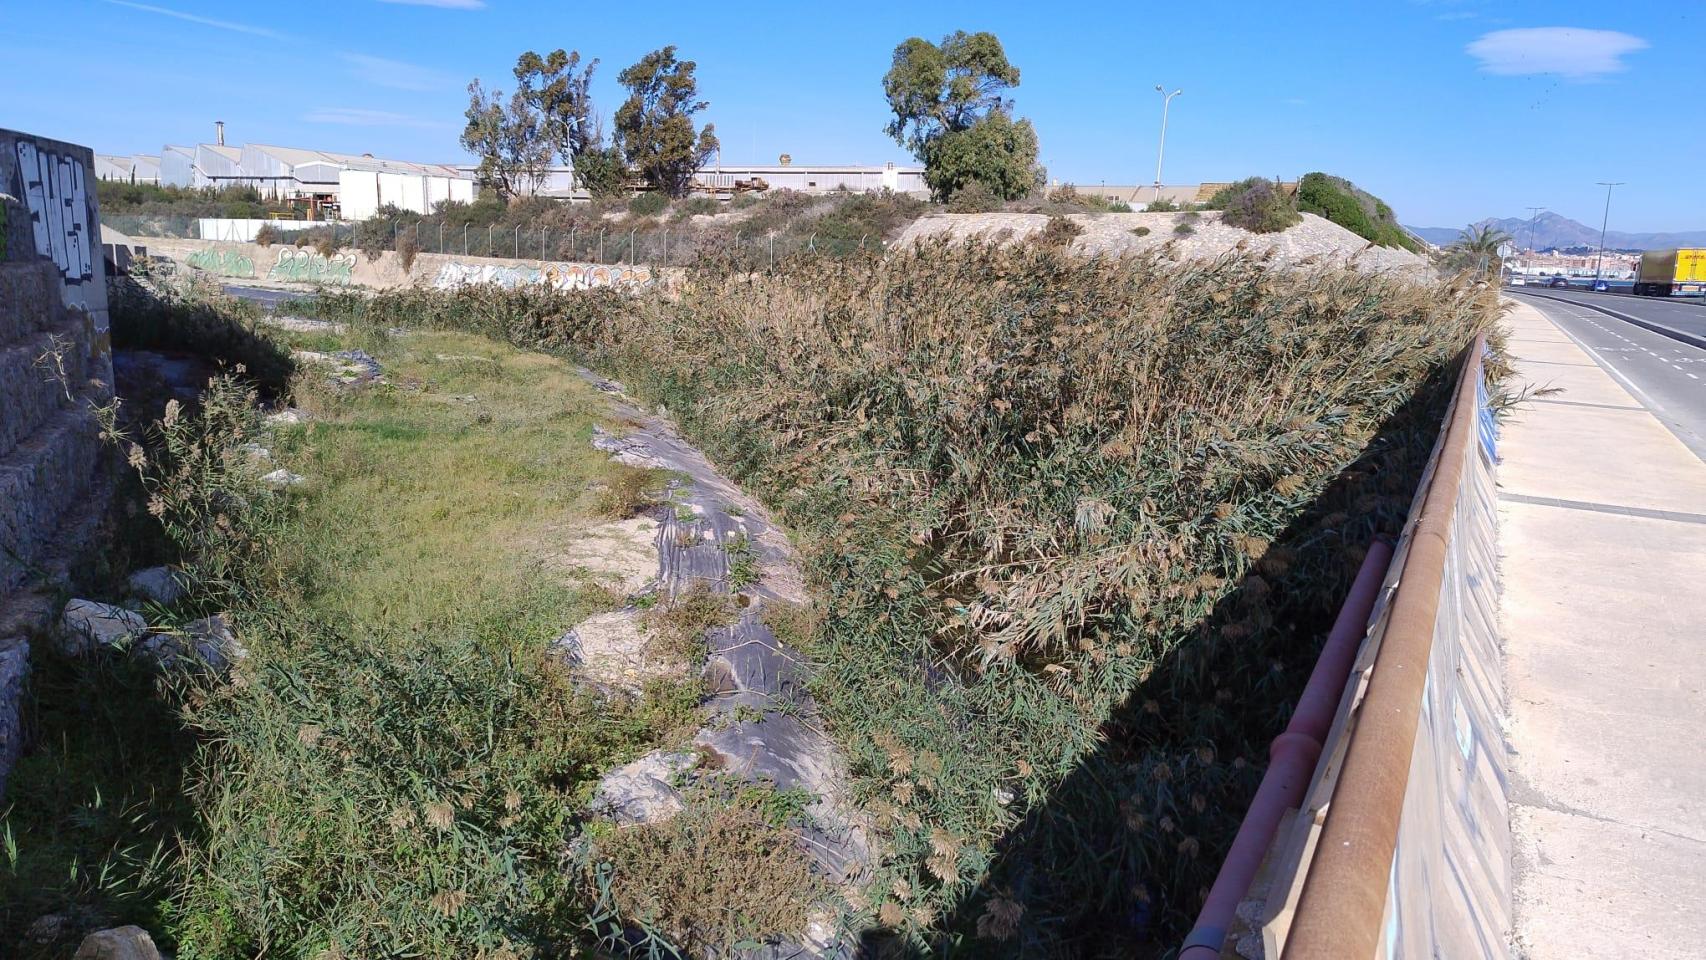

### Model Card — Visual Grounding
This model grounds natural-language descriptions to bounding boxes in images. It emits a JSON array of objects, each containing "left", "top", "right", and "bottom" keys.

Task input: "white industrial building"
[
  {"left": 94, "top": 153, "right": 160, "bottom": 184},
  {"left": 456, "top": 159, "right": 928, "bottom": 200},
  {"left": 338, "top": 168, "right": 476, "bottom": 220}
]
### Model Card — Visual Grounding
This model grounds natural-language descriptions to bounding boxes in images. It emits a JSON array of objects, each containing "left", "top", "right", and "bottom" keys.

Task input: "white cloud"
[
  {"left": 104, "top": 0, "right": 286, "bottom": 39},
  {"left": 376, "top": 0, "right": 487, "bottom": 8},
  {"left": 343, "top": 53, "right": 455, "bottom": 92},
  {"left": 1466, "top": 27, "right": 1647, "bottom": 78},
  {"left": 304, "top": 108, "right": 446, "bottom": 129}
]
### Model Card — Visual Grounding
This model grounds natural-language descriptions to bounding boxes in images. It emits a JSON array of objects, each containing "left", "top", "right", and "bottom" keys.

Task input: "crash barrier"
[{"left": 1237, "top": 335, "right": 1509, "bottom": 959}]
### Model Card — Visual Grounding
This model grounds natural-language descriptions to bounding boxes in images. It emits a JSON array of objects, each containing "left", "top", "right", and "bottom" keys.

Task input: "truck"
[{"left": 1632, "top": 248, "right": 1706, "bottom": 297}]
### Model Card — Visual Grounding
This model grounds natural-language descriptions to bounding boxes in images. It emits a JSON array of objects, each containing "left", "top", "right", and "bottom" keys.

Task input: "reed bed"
[{"left": 296, "top": 241, "right": 1496, "bottom": 954}]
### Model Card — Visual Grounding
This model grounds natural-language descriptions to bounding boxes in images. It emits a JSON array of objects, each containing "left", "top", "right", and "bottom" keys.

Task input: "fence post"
[
  {"left": 438, "top": 223, "right": 444, "bottom": 254},
  {"left": 463, "top": 222, "right": 469, "bottom": 256},
  {"left": 488, "top": 224, "right": 494, "bottom": 257},
  {"left": 515, "top": 224, "right": 520, "bottom": 259},
  {"left": 768, "top": 232, "right": 774, "bottom": 268},
  {"left": 662, "top": 228, "right": 669, "bottom": 265},
  {"left": 628, "top": 229, "right": 636, "bottom": 264},
  {"left": 570, "top": 225, "right": 577, "bottom": 261},
  {"left": 599, "top": 229, "right": 605, "bottom": 264},
  {"left": 540, "top": 227, "right": 545, "bottom": 260},
  {"left": 808, "top": 232, "right": 817, "bottom": 252},
  {"left": 858, "top": 232, "right": 868, "bottom": 251}
]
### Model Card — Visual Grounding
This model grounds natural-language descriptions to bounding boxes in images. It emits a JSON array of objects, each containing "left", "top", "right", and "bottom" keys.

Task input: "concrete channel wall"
[
  {"left": 1, "top": 129, "right": 114, "bottom": 598},
  {"left": 121, "top": 236, "right": 656, "bottom": 292},
  {"left": 1244, "top": 340, "right": 1511, "bottom": 958},
  {"left": 1, "top": 129, "right": 116, "bottom": 794}
]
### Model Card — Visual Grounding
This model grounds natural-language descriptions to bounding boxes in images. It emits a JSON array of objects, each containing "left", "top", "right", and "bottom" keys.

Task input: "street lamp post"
[
  {"left": 1152, "top": 85, "right": 1183, "bottom": 204},
  {"left": 1524, "top": 206, "right": 1544, "bottom": 253},
  {"left": 1593, "top": 181, "right": 1623, "bottom": 287}
]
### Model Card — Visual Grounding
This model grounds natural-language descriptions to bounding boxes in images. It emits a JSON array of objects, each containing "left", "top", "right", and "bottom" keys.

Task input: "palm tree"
[{"left": 1443, "top": 224, "right": 1512, "bottom": 277}]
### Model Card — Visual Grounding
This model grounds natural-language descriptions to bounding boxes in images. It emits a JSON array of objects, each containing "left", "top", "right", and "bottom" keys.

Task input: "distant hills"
[{"left": 1406, "top": 212, "right": 1706, "bottom": 251}]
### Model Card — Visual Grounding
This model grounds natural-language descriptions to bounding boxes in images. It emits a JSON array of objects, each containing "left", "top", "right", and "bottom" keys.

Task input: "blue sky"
[{"left": 4, "top": 0, "right": 1700, "bottom": 231}]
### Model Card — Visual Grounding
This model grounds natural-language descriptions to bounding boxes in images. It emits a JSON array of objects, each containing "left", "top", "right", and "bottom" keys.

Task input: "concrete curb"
[{"left": 1512, "top": 290, "right": 1706, "bottom": 351}]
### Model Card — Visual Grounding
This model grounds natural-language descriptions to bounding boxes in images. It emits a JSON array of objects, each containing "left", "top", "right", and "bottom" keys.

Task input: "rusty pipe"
[{"left": 1179, "top": 536, "right": 1395, "bottom": 960}]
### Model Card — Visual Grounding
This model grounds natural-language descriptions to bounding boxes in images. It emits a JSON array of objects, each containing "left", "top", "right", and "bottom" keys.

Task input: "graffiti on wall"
[
  {"left": 269, "top": 248, "right": 355, "bottom": 284},
  {"left": 13, "top": 141, "right": 93, "bottom": 289},
  {"left": 431, "top": 260, "right": 653, "bottom": 292},
  {"left": 186, "top": 247, "right": 256, "bottom": 278}
]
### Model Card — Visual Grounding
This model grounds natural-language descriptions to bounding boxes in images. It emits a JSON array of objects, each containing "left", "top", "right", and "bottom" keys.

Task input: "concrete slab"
[
  {"left": 1500, "top": 300, "right": 1706, "bottom": 958},
  {"left": 1511, "top": 805, "right": 1706, "bottom": 960}
]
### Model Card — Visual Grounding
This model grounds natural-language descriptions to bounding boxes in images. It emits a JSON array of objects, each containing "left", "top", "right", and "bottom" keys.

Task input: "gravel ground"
[{"left": 895, "top": 210, "right": 1433, "bottom": 279}]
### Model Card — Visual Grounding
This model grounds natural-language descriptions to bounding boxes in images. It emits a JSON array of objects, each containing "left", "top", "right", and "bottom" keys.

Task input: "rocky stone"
[
  {"left": 260, "top": 468, "right": 304, "bottom": 489},
  {"left": 137, "top": 614, "right": 244, "bottom": 672},
  {"left": 590, "top": 750, "right": 695, "bottom": 824},
  {"left": 552, "top": 516, "right": 659, "bottom": 595},
  {"left": 263, "top": 408, "right": 304, "bottom": 426},
  {"left": 263, "top": 314, "right": 345, "bottom": 335},
  {"left": 554, "top": 609, "right": 686, "bottom": 693},
  {"left": 591, "top": 425, "right": 668, "bottom": 470},
  {"left": 73, "top": 925, "right": 162, "bottom": 960},
  {"left": 60, "top": 600, "right": 147, "bottom": 654},
  {"left": 0, "top": 636, "right": 27, "bottom": 797},
  {"left": 126, "top": 566, "right": 186, "bottom": 606},
  {"left": 237, "top": 442, "right": 273, "bottom": 464}
]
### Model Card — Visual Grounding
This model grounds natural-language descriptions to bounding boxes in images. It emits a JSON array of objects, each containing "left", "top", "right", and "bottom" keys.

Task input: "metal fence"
[{"left": 1250, "top": 336, "right": 1510, "bottom": 959}]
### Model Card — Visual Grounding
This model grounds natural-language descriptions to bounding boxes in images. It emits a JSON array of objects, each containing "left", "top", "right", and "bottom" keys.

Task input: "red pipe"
[{"left": 1178, "top": 537, "right": 1395, "bottom": 959}]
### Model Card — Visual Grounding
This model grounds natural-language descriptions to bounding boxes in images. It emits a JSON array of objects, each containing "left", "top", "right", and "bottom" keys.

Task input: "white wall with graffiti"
[
  {"left": 154, "top": 236, "right": 657, "bottom": 294},
  {"left": 430, "top": 260, "right": 652, "bottom": 291}
]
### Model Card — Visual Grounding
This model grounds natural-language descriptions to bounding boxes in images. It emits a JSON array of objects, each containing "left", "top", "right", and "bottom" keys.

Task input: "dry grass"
[
  {"left": 641, "top": 585, "right": 736, "bottom": 663},
  {"left": 592, "top": 784, "right": 825, "bottom": 952}
]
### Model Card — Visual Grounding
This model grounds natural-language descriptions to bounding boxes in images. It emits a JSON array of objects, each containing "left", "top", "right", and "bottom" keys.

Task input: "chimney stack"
[{"left": 216, "top": 120, "right": 225, "bottom": 146}]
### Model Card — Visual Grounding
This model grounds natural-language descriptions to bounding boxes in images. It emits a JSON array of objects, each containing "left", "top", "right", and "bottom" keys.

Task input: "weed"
[
  {"left": 642, "top": 585, "right": 735, "bottom": 663},
  {"left": 726, "top": 534, "right": 758, "bottom": 590},
  {"left": 1130, "top": 226, "right": 1151, "bottom": 237},
  {"left": 629, "top": 192, "right": 669, "bottom": 218},
  {"left": 589, "top": 780, "right": 826, "bottom": 953},
  {"left": 396, "top": 232, "right": 422, "bottom": 273},
  {"left": 254, "top": 224, "right": 281, "bottom": 247},
  {"left": 1146, "top": 195, "right": 1181, "bottom": 212},
  {"left": 594, "top": 462, "right": 663, "bottom": 518},
  {"left": 1035, "top": 215, "right": 1083, "bottom": 249},
  {"left": 1209, "top": 177, "right": 1301, "bottom": 233}
]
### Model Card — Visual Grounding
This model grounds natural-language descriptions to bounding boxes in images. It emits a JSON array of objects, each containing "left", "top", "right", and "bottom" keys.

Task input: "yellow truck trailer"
[{"left": 1634, "top": 248, "right": 1706, "bottom": 297}]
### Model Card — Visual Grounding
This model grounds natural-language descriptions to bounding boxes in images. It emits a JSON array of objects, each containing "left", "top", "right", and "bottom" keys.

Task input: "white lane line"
[{"left": 1546, "top": 312, "right": 1667, "bottom": 410}]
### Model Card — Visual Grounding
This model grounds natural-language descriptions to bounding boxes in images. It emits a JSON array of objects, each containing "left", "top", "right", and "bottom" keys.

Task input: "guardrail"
[{"left": 1238, "top": 334, "right": 1509, "bottom": 958}]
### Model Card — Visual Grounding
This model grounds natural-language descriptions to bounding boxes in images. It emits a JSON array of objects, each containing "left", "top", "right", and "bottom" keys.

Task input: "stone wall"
[{"left": 1, "top": 129, "right": 115, "bottom": 792}]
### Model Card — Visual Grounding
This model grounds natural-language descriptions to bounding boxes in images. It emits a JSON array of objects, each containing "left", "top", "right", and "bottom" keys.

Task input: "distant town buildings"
[{"left": 1507, "top": 250, "right": 1639, "bottom": 280}]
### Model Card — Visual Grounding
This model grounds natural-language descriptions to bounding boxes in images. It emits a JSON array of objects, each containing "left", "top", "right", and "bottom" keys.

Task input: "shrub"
[
  {"left": 671, "top": 195, "right": 720, "bottom": 220},
  {"left": 1036, "top": 215, "right": 1084, "bottom": 248},
  {"left": 1131, "top": 226, "right": 1151, "bottom": 237},
  {"left": 396, "top": 232, "right": 421, "bottom": 273},
  {"left": 1174, "top": 222, "right": 1196, "bottom": 235},
  {"left": 1214, "top": 177, "right": 1301, "bottom": 233},
  {"left": 628, "top": 191, "right": 669, "bottom": 217},
  {"left": 254, "top": 224, "right": 281, "bottom": 247},
  {"left": 1146, "top": 195, "right": 1181, "bottom": 212},
  {"left": 1297, "top": 172, "right": 1422, "bottom": 252},
  {"left": 948, "top": 180, "right": 1003, "bottom": 214}
]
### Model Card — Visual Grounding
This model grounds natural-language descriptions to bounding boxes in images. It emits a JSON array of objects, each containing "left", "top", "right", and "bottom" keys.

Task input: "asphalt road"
[
  {"left": 1512, "top": 291, "right": 1706, "bottom": 461},
  {"left": 1515, "top": 287, "right": 1706, "bottom": 342}
]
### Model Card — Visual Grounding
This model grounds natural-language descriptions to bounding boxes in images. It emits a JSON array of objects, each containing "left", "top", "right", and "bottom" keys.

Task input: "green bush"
[
  {"left": 1146, "top": 195, "right": 1181, "bottom": 212},
  {"left": 1297, "top": 172, "right": 1422, "bottom": 252},
  {"left": 1213, "top": 177, "right": 1301, "bottom": 233},
  {"left": 672, "top": 195, "right": 720, "bottom": 220},
  {"left": 628, "top": 191, "right": 669, "bottom": 217},
  {"left": 948, "top": 181, "right": 1003, "bottom": 213}
]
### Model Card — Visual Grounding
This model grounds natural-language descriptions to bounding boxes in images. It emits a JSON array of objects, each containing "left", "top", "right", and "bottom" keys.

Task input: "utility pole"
[
  {"left": 1593, "top": 182, "right": 1623, "bottom": 287},
  {"left": 1524, "top": 206, "right": 1544, "bottom": 253},
  {"left": 1152, "top": 85, "right": 1183, "bottom": 204}
]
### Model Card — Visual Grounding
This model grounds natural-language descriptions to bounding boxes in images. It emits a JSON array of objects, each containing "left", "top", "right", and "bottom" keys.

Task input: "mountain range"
[{"left": 1405, "top": 212, "right": 1706, "bottom": 251}]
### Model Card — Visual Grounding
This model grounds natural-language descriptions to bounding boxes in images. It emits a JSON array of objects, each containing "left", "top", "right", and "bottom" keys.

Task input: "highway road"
[{"left": 1511, "top": 290, "right": 1706, "bottom": 461}]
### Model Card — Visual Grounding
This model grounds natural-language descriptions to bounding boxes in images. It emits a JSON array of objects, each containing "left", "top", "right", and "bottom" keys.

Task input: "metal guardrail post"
[{"left": 1281, "top": 334, "right": 1488, "bottom": 959}]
